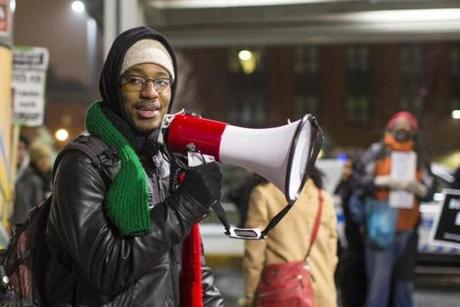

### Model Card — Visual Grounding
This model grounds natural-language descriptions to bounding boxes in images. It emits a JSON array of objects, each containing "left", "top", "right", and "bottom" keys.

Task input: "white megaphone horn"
[{"left": 159, "top": 112, "right": 323, "bottom": 202}]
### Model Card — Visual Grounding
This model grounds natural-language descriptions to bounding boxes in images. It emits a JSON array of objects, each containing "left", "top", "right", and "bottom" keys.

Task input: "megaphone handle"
[{"left": 210, "top": 200, "right": 232, "bottom": 236}]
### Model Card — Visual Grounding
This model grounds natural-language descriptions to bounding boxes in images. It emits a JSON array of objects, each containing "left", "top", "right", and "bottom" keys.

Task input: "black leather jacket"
[{"left": 45, "top": 144, "right": 224, "bottom": 306}]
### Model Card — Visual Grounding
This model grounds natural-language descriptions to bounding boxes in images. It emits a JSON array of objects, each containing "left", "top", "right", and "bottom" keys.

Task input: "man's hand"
[
  {"left": 403, "top": 180, "right": 428, "bottom": 198},
  {"left": 180, "top": 162, "right": 222, "bottom": 207},
  {"left": 374, "top": 175, "right": 406, "bottom": 190}
]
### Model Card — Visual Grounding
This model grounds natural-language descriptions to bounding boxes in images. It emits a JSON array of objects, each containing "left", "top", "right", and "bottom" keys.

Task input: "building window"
[
  {"left": 449, "top": 45, "right": 460, "bottom": 76},
  {"left": 294, "top": 96, "right": 319, "bottom": 116},
  {"left": 294, "top": 46, "right": 318, "bottom": 74},
  {"left": 227, "top": 48, "right": 267, "bottom": 126},
  {"left": 346, "top": 96, "right": 369, "bottom": 124},
  {"left": 347, "top": 46, "right": 369, "bottom": 72},
  {"left": 346, "top": 45, "right": 370, "bottom": 124},
  {"left": 448, "top": 44, "right": 460, "bottom": 112},
  {"left": 294, "top": 46, "right": 320, "bottom": 117},
  {"left": 401, "top": 44, "right": 424, "bottom": 117}
]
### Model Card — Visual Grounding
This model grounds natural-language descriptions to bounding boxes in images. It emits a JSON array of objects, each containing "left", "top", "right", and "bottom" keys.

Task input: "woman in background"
[{"left": 242, "top": 167, "right": 338, "bottom": 307}]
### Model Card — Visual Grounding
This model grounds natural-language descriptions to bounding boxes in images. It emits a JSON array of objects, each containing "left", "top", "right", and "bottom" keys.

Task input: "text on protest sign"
[{"left": 12, "top": 47, "right": 49, "bottom": 127}]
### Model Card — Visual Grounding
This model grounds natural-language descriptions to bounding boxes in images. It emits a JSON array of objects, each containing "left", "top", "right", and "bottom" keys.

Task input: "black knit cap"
[{"left": 99, "top": 26, "right": 178, "bottom": 119}]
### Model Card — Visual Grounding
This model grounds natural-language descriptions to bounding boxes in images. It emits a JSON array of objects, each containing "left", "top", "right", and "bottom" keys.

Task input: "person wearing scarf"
[
  {"left": 45, "top": 26, "right": 224, "bottom": 307},
  {"left": 354, "top": 111, "right": 434, "bottom": 307}
]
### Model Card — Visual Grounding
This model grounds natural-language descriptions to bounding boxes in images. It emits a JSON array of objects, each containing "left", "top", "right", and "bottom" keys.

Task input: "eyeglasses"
[{"left": 121, "top": 75, "right": 174, "bottom": 93}]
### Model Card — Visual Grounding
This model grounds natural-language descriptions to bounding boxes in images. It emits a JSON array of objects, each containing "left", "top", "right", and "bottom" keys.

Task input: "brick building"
[
  {"left": 13, "top": 0, "right": 460, "bottom": 164},
  {"left": 174, "top": 42, "right": 460, "bottom": 160}
]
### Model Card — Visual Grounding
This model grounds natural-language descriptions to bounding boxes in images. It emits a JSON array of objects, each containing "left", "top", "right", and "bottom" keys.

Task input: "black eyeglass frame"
[{"left": 121, "top": 75, "right": 174, "bottom": 93}]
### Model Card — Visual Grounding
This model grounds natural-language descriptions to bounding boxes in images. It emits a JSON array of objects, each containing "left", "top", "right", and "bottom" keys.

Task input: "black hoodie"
[
  {"left": 99, "top": 26, "right": 178, "bottom": 118},
  {"left": 97, "top": 26, "right": 178, "bottom": 154}
]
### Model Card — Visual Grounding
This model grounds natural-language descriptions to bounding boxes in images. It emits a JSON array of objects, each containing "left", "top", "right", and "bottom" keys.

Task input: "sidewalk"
[{"left": 213, "top": 266, "right": 243, "bottom": 307}]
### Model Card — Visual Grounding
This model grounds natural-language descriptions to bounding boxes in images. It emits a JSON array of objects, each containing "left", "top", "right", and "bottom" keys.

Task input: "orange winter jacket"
[{"left": 374, "top": 134, "right": 428, "bottom": 231}]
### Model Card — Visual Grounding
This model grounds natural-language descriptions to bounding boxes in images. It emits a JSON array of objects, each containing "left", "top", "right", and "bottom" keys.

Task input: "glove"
[
  {"left": 403, "top": 180, "right": 428, "bottom": 198},
  {"left": 180, "top": 162, "right": 222, "bottom": 207},
  {"left": 374, "top": 175, "right": 405, "bottom": 190}
]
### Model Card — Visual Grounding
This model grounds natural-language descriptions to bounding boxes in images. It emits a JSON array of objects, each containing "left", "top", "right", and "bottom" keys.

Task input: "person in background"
[
  {"left": 334, "top": 157, "right": 366, "bottom": 307},
  {"left": 11, "top": 141, "right": 53, "bottom": 225},
  {"left": 45, "top": 26, "right": 223, "bottom": 306},
  {"left": 353, "top": 111, "right": 434, "bottom": 307},
  {"left": 15, "top": 134, "right": 30, "bottom": 181},
  {"left": 242, "top": 168, "right": 338, "bottom": 307}
]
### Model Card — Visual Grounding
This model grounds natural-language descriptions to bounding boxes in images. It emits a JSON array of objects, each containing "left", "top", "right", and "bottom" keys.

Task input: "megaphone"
[{"left": 160, "top": 112, "right": 322, "bottom": 202}]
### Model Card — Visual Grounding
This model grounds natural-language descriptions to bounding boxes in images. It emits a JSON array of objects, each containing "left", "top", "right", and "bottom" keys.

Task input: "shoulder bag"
[
  {"left": 366, "top": 198, "right": 397, "bottom": 249},
  {"left": 255, "top": 189, "right": 324, "bottom": 307}
]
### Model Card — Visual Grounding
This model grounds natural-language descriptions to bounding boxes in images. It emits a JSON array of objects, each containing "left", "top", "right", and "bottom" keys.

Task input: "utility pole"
[
  {"left": 103, "top": 0, "right": 144, "bottom": 58},
  {"left": 0, "top": 0, "right": 13, "bottom": 243}
]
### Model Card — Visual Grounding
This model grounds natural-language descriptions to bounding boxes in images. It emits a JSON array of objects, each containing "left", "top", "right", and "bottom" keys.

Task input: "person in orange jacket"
[{"left": 353, "top": 111, "right": 435, "bottom": 307}]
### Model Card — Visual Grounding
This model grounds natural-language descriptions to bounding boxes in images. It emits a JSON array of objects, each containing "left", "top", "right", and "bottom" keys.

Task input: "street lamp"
[
  {"left": 69, "top": 1, "right": 97, "bottom": 90},
  {"left": 9, "top": 0, "right": 16, "bottom": 12},
  {"left": 55, "top": 129, "right": 69, "bottom": 142},
  {"left": 452, "top": 110, "right": 460, "bottom": 120},
  {"left": 71, "top": 1, "right": 85, "bottom": 14}
]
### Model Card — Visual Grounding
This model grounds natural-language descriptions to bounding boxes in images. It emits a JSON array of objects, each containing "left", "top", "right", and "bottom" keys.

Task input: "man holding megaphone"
[
  {"left": 45, "top": 25, "right": 322, "bottom": 307},
  {"left": 45, "top": 26, "right": 224, "bottom": 307}
]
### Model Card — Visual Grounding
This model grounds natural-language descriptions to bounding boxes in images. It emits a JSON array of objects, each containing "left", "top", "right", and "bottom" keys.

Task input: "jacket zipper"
[
  {"left": 151, "top": 156, "right": 165, "bottom": 203},
  {"left": 171, "top": 246, "right": 179, "bottom": 305},
  {"left": 150, "top": 157, "right": 177, "bottom": 304}
]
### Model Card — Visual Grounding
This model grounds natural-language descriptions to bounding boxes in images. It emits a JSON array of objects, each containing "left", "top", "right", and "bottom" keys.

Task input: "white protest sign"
[
  {"left": 12, "top": 47, "right": 49, "bottom": 127},
  {"left": 389, "top": 151, "right": 416, "bottom": 209}
]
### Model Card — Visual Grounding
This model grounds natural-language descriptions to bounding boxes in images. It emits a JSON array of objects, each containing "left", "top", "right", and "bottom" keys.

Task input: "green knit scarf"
[{"left": 86, "top": 101, "right": 150, "bottom": 236}]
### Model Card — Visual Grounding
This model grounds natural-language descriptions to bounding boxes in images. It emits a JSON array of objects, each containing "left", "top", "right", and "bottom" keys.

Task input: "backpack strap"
[
  {"left": 52, "top": 135, "right": 119, "bottom": 182},
  {"left": 46, "top": 135, "right": 119, "bottom": 304}
]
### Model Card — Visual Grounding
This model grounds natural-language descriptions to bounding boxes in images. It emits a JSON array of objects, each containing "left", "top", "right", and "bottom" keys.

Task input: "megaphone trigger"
[
  {"left": 188, "top": 151, "right": 216, "bottom": 167},
  {"left": 210, "top": 199, "right": 266, "bottom": 240},
  {"left": 184, "top": 142, "right": 217, "bottom": 166}
]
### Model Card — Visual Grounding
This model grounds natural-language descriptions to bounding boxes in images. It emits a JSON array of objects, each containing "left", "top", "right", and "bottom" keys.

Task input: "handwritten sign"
[
  {"left": 389, "top": 151, "right": 416, "bottom": 209},
  {"left": 12, "top": 47, "right": 49, "bottom": 126}
]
